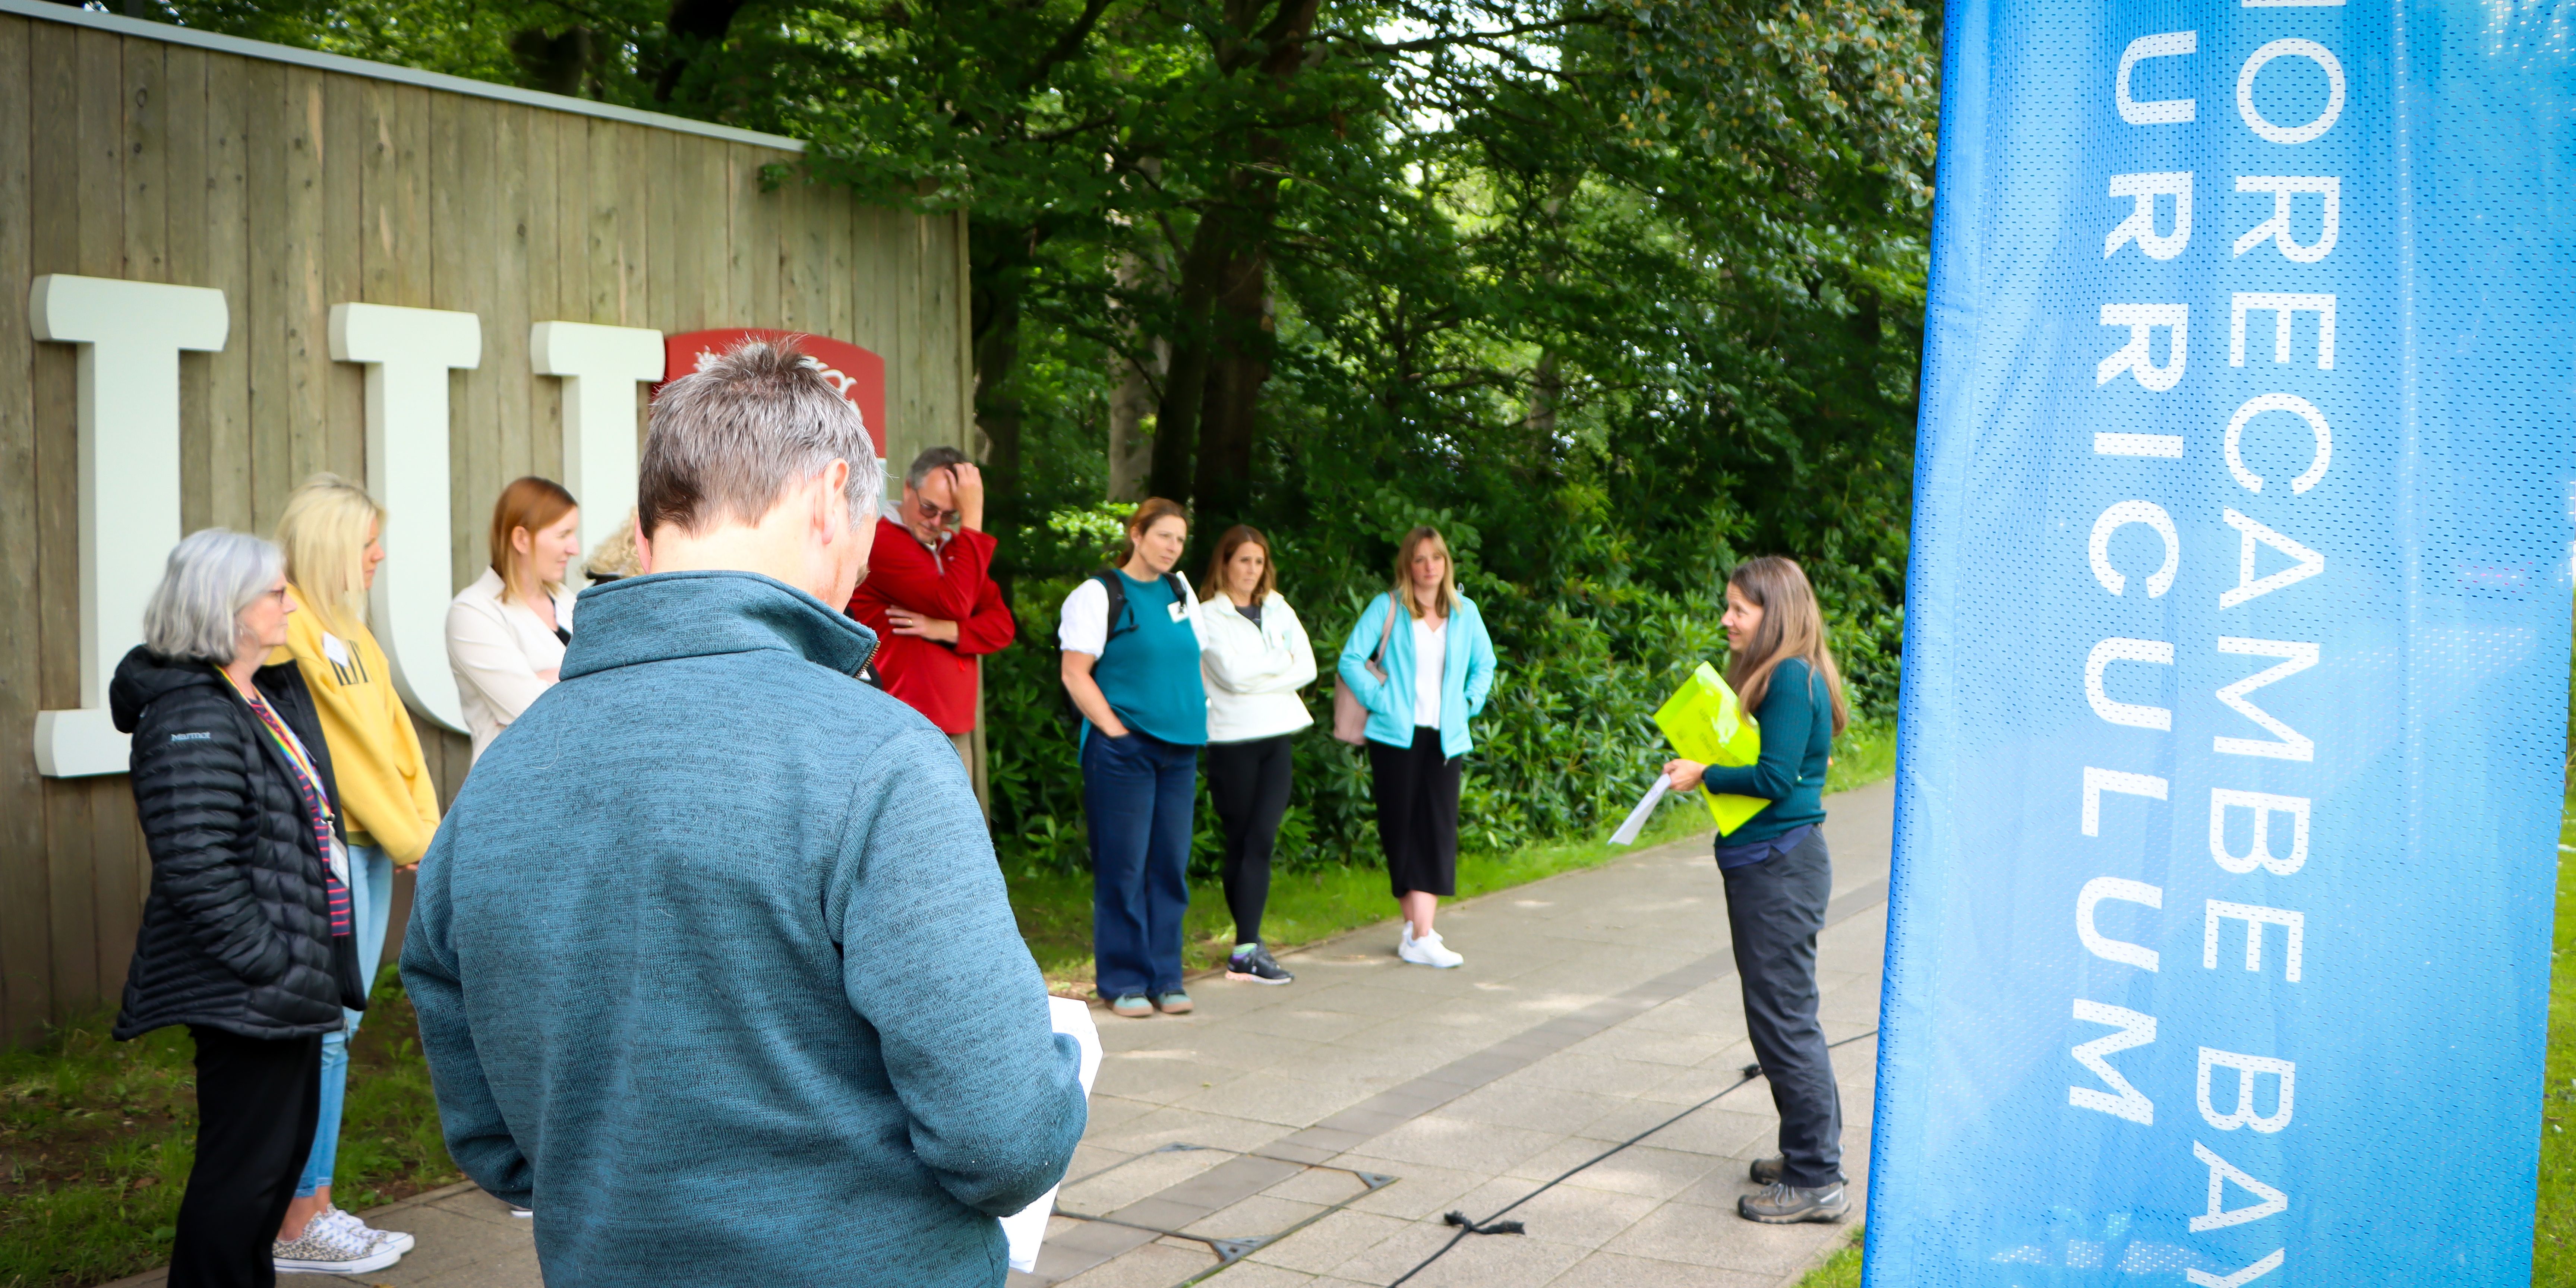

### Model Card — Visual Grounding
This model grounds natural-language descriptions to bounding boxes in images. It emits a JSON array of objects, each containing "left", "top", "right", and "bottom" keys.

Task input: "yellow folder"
[{"left": 1652, "top": 662, "right": 1769, "bottom": 837}]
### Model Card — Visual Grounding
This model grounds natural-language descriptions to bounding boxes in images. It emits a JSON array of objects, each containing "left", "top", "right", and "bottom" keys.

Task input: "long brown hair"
[
  {"left": 1392, "top": 526, "right": 1459, "bottom": 619},
  {"left": 488, "top": 476, "right": 578, "bottom": 600},
  {"left": 1117, "top": 497, "right": 1190, "bottom": 567},
  {"left": 1198, "top": 524, "right": 1276, "bottom": 605},
  {"left": 1725, "top": 556, "right": 1849, "bottom": 735}
]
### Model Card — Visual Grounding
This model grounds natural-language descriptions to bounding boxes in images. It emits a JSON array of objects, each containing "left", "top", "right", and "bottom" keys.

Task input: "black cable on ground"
[{"left": 1385, "top": 1029, "right": 1880, "bottom": 1288}]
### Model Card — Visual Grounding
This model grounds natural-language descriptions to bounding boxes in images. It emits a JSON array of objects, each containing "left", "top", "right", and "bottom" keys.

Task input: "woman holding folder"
[{"left": 1662, "top": 555, "right": 1850, "bottom": 1227}]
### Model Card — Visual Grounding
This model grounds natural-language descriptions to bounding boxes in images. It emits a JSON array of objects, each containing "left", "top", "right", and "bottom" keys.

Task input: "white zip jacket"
[{"left": 1199, "top": 591, "right": 1318, "bottom": 744}]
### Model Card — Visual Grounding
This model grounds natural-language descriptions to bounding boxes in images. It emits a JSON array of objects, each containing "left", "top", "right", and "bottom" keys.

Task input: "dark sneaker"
[
  {"left": 1738, "top": 1181, "right": 1848, "bottom": 1224},
  {"left": 1749, "top": 1156, "right": 1785, "bottom": 1185},
  {"left": 1226, "top": 944, "right": 1293, "bottom": 985},
  {"left": 1153, "top": 990, "right": 1194, "bottom": 1014},
  {"left": 1110, "top": 994, "right": 1153, "bottom": 1018}
]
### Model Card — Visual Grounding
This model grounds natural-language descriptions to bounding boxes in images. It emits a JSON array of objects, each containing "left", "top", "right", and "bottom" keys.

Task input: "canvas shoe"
[
  {"left": 322, "top": 1205, "right": 414, "bottom": 1255},
  {"left": 1397, "top": 924, "right": 1463, "bottom": 969},
  {"left": 1110, "top": 993, "right": 1153, "bottom": 1018},
  {"left": 1153, "top": 990, "right": 1194, "bottom": 1014},
  {"left": 1226, "top": 943, "right": 1293, "bottom": 985},
  {"left": 273, "top": 1216, "right": 402, "bottom": 1274},
  {"left": 1737, "top": 1181, "right": 1848, "bottom": 1224}
]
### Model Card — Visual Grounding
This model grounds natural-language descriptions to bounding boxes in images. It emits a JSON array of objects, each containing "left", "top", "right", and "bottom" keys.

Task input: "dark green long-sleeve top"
[{"left": 1703, "top": 657, "right": 1832, "bottom": 847}]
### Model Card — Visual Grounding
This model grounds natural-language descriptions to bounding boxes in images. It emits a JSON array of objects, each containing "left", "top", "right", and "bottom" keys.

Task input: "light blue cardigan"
[{"left": 1337, "top": 590, "right": 1499, "bottom": 758}]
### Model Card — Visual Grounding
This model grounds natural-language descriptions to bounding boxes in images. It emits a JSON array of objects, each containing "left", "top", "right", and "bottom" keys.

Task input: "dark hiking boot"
[
  {"left": 1749, "top": 1156, "right": 1785, "bottom": 1185},
  {"left": 1227, "top": 944, "right": 1294, "bottom": 985},
  {"left": 1739, "top": 1181, "right": 1849, "bottom": 1224}
]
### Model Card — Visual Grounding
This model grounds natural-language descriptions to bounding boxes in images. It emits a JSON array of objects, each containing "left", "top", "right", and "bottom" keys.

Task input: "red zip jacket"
[{"left": 846, "top": 518, "right": 1015, "bottom": 733}]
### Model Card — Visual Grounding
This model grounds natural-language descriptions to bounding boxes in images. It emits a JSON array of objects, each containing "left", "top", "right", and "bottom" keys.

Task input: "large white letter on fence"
[
  {"left": 29, "top": 275, "right": 230, "bottom": 777},
  {"left": 531, "top": 321, "right": 666, "bottom": 561},
  {"left": 2071, "top": 999, "right": 2159, "bottom": 1124},
  {"left": 2198, "top": 1047, "right": 2296, "bottom": 1133},
  {"left": 331, "top": 303, "right": 482, "bottom": 732},
  {"left": 2079, "top": 878, "right": 2163, "bottom": 971}
]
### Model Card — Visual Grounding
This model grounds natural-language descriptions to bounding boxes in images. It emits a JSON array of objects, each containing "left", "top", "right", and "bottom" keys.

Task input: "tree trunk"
[
  {"left": 970, "top": 217, "right": 1034, "bottom": 530},
  {"left": 1148, "top": 217, "right": 1227, "bottom": 504},
  {"left": 1107, "top": 244, "right": 1168, "bottom": 502},
  {"left": 1193, "top": 260, "right": 1270, "bottom": 534}
]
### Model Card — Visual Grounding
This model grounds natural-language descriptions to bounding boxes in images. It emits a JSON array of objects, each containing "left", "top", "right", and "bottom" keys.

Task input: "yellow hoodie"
[{"left": 274, "top": 587, "right": 442, "bottom": 863}]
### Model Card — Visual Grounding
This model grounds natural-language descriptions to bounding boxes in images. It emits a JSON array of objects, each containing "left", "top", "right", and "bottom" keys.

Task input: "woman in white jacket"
[
  {"left": 446, "top": 477, "right": 581, "bottom": 764},
  {"left": 1197, "top": 525, "right": 1317, "bottom": 985}
]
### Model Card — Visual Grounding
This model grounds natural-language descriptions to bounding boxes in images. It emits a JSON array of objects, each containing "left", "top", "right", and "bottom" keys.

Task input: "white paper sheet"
[
  {"left": 1609, "top": 774, "right": 1673, "bottom": 846},
  {"left": 1002, "top": 996, "right": 1104, "bottom": 1273}
]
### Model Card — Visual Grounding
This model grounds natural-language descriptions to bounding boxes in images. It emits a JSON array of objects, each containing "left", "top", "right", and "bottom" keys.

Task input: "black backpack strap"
[{"left": 1097, "top": 570, "right": 1134, "bottom": 641}]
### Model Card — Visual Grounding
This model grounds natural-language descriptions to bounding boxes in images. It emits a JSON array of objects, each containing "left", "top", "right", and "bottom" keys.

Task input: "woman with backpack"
[
  {"left": 1059, "top": 498, "right": 1208, "bottom": 1019},
  {"left": 1196, "top": 525, "right": 1317, "bottom": 986},
  {"left": 1660, "top": 555, "right": 1852, "bottom": 1227},
  {"left": 1336, "top": 526, "right": 1497, "bottom": 969}
]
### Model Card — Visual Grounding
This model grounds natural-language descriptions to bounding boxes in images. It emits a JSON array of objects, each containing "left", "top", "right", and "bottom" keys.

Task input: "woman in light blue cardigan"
[{"left": 1337, "top": 526, "right": 1498, "bottom": 968}]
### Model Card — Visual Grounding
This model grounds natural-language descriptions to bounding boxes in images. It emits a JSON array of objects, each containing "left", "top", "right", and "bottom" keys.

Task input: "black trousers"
[
  {"left": 1720, "top": 827, "right": 1844, "bottom": 1188},
  {"left": 171, "top": 1025, "right": 323, "bottom": 1288},
  {"left": 1206, "top": 735, "right": 1293, "bottom": 945},
  {"left": 1367, "top": 727, "right": 1460, "bottom": 898}
]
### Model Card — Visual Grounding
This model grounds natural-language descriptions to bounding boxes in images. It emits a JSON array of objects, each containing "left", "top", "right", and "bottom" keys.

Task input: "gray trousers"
[{"left": 1720, "top": 826, "right": 1844, "bottom": 1187}]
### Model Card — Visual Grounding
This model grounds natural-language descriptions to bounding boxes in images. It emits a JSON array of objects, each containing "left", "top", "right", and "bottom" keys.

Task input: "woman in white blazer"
[
  {"left": 1197, "top": 525, "right": 1317, "bottom": 985},
  {"left": 447, "top": 477, "right": 581, "bottom": 763}
]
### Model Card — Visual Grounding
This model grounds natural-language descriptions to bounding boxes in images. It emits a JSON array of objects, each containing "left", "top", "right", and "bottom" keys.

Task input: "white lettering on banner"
[
  {"left": 2199, "top": 1048, "right": 2297, "bottom": 1133},
  {"left": 2205, "top": 901, "right": 2304, "bottom": 982},
  {"left": 2237, "top": 40, "right": 2346, "bottom": 145},
  {"left": 2071, "top": 999, "right": 2159, "bottom": 1124},
  {"left": 2091, "top": 501, "right": 2181, "bottom": 597},
  {"left": 2234, "top": 178, "right": 2340, "bottom": 261},
  {"left": 2106, "top": 176, "right": 2195, "bottom": 260},
  {"left": 330, "top": 303, "right": 483, "bottom": 734},
  {"left": 2225, "top": 394, "right": 2333, "bottom": 494},
  {"left": 2210, "top": 789, "right": 2310, "bottom": 875},
  {"left": 28, "top": 275, "right": 231, "bottom": 777},
  {"left": 2079, "top": 878, "right": 2164, "bottom": 970},
  {"left": 2118, "top": 32, "right": 2199, "bottom": 125},
  {"left": 2213, "top": 638, "right": 2319, "bottom": 761},
  {"left": 2098, "top": 432, "right": 2188, "bottom": 457},
  {"left": 531, "top": 322, "right": 667, "bottom": 562},
  {"left": 2187, "top": 1250, "right": 2286, "bottom": 1288},
  {"left": 2231, "top": 294, "right": 2335, "bottom": 369},
  {"left": 2084, "top": 766, "right": 2170, "bottom": 836},
  {"left": 2099, "top": 306, "right": 2191, "bottom": 390},
  {"left": 2088, "top": 638, "right": 2177, "bottom": 730},
  {"left": 2190, "top": 1141, "right": 2289, "bottom": 1231},
  {"left": 2219, "top": 509, "right": 2324, "bottom": 607}
]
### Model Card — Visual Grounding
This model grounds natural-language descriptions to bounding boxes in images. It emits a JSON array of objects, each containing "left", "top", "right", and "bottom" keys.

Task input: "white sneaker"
[
  {"left": 323, "top": 1205, "right": 414, "bottom": 1255},
  {"left": 1398, "top": 924, "right": 1463, "bottom": 969},
  {"left": 272, "top": 1216, "right": 402, "bottom": 1274}
]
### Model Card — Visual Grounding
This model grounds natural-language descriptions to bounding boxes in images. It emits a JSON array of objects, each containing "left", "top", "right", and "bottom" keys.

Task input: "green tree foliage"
[{"left": 130, "top": 0, "right": 1938, "bottom": 871}]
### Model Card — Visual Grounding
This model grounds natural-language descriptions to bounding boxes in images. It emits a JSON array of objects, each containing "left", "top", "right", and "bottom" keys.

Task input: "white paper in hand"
[
  {"left": 1001, "top": 996, "right": 1104, "bottom": 1273},
  {"left": 1609, "top": 775, "right": 1672, "bottom": 846}
]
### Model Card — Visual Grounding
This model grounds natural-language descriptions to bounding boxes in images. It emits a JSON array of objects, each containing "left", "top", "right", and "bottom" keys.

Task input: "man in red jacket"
[{"left": 847, "top": 445, "right": 1015, "bottom": 810}]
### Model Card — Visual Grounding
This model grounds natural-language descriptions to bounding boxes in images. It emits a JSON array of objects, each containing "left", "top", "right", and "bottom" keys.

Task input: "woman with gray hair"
[{"left": 108, "top": 528, "right": 393, "bottom": 1284}]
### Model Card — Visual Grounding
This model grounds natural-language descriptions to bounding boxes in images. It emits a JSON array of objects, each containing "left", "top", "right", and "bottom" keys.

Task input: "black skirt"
[{"left": 1367, "top": 727, "right": 1461, "bottom": 897}]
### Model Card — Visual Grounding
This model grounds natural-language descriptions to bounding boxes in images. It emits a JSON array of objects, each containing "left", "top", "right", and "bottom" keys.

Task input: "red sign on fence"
[{"left": 660, "top": 329, "right": 887, "bottom": 458}]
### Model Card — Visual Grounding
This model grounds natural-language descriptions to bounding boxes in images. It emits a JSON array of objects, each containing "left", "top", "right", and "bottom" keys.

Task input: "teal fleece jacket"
[
  {"left": 1702, "top": 656, "right": 1833, "bottom": 846},
  {"left": 401, "top": 571, "right": 1086, "bottom": 1288}
]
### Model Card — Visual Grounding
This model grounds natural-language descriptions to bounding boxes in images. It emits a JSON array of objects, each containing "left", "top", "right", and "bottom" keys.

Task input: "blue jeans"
[
  {"left": 297, "top": 845, "right": 392, "bottom": 1197},
  {"left": 1084, "top": 730, "right": 1198, "bottom": 999}
]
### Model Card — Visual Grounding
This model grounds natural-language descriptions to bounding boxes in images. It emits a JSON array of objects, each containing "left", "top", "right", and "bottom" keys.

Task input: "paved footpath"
[{"left": 108, "top": 780, "right": 1892, "bottom": 1288}]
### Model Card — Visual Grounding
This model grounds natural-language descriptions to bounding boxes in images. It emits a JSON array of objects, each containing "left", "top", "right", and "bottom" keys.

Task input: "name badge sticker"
[
  {"left": 320, "top": 632, "right": 351, "bottom": 668},
  {"left": 1168, "top": 601, "right": 1187, "bottom": 623}
]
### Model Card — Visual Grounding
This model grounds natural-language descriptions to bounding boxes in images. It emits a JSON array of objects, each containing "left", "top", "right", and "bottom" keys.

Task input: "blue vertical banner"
[{"left": 1873, "top": 0, "right": 2576, "bottom": 1284}]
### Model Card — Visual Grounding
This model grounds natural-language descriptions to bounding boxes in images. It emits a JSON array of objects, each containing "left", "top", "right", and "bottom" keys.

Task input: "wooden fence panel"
[{"left": 0, "top": 8, "right": 971, "bottom": 1045}]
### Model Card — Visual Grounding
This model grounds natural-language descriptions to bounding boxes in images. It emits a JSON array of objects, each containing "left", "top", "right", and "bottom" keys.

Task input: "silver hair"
[
  {"left": 905, "top": 445, "right": 972, "bottom": 492},
  {"left": 142, "top": 528, "right": 285, "bottom": 663},
  {"left": 638, "top": 338, "right": 883, "bottom": 537}
]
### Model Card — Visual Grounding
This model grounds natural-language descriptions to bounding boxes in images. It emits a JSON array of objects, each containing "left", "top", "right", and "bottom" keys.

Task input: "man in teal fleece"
[{"left": 402, "top": 340, "right": 1086, "bottom": 1286}]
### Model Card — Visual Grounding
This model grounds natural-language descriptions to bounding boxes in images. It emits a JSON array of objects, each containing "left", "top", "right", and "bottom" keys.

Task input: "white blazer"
[
  {"left": 446, "top": 568, "right": 578, "bottom": 762},
  {"left": 1199, "top": 591, "right": 1317, "bottom": 744}
]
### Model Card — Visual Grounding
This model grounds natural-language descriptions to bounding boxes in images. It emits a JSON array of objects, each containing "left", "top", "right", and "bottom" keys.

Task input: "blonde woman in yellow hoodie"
[{"left": 269, "top": 474, "right": 440, "bottom": 1266}]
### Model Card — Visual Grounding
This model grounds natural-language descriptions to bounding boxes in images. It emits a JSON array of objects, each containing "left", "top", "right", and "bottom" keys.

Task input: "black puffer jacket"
[{"left": 109, "top": 646, "right": 362, "bottom": 1041}]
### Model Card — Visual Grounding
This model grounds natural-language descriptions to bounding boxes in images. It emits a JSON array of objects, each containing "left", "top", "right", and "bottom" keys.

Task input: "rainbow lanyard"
[{"left": 222, "top": 673, "right": 350, "bottom": 939}]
